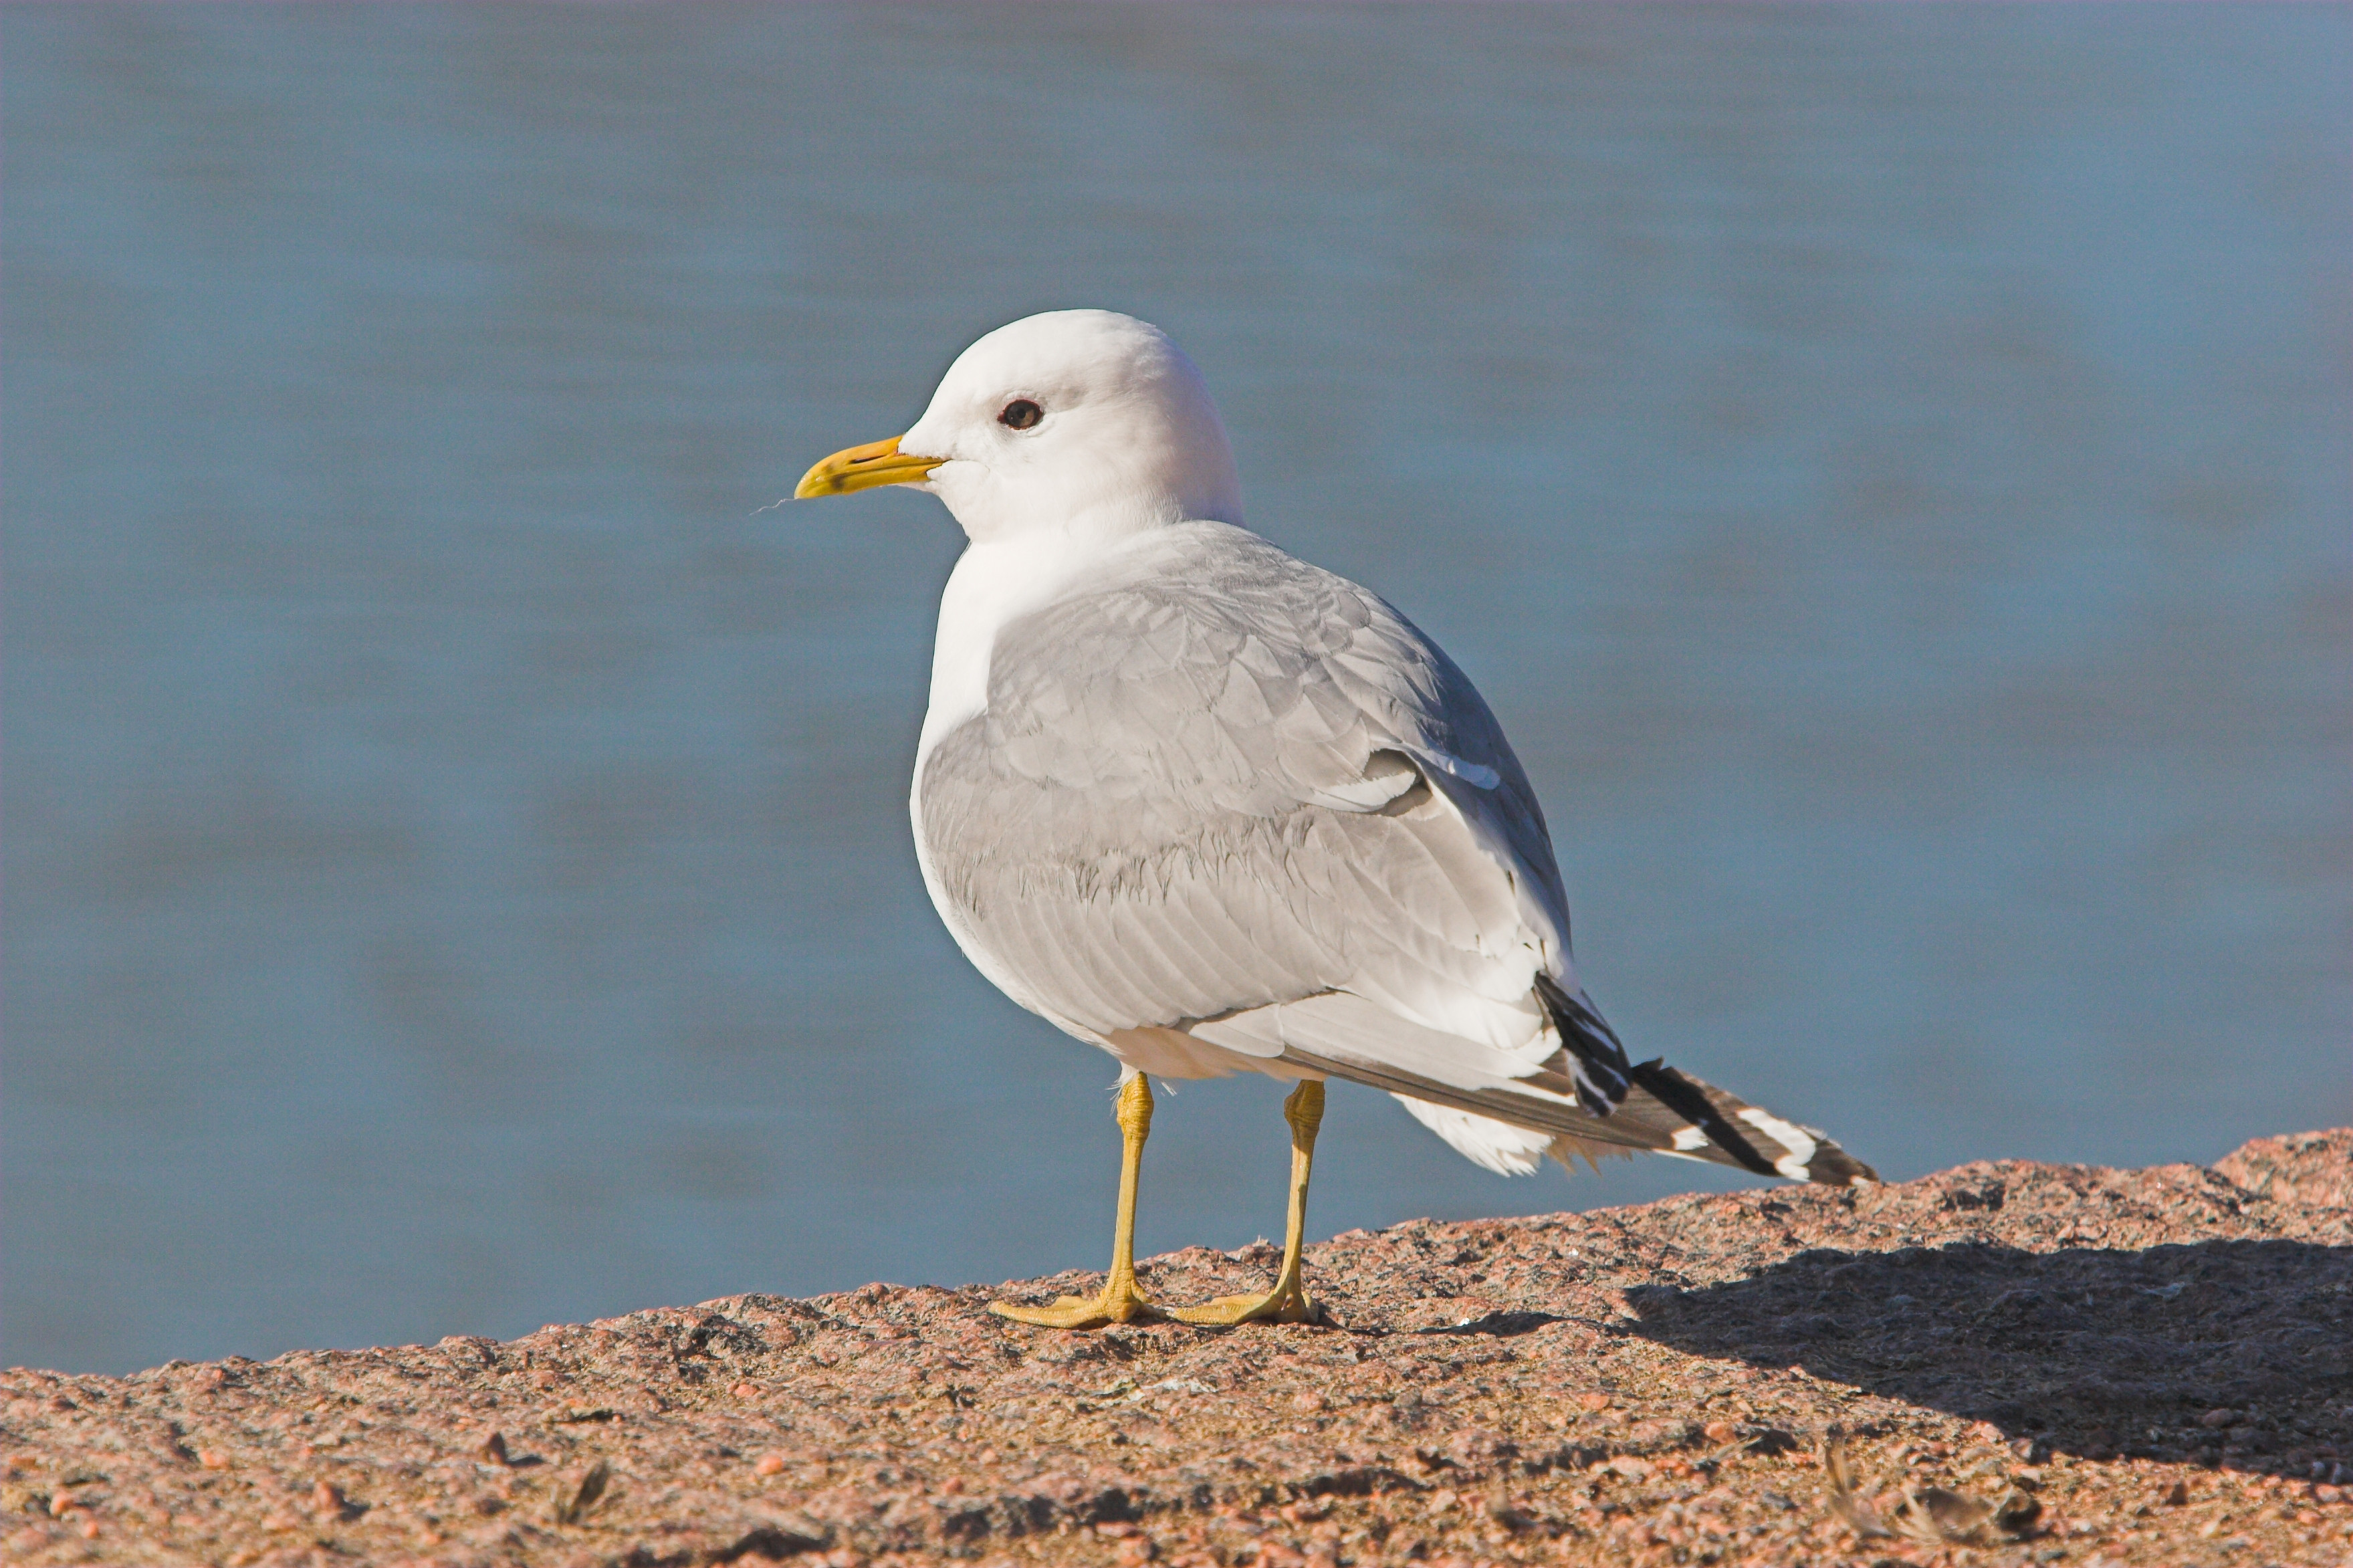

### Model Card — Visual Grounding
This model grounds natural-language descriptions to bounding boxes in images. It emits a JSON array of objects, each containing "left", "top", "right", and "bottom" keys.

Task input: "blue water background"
[{"left": 6, "top": 4, "right": 2348, "bottom": 1374}]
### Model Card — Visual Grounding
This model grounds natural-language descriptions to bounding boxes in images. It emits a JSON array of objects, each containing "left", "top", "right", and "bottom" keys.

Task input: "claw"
[
  {"left": 1169, "top": 1283, "right": 1317, "bottom": 1327},
  {"left": 991, "top": 1284, "right": 1163, "bottom": 1329}
]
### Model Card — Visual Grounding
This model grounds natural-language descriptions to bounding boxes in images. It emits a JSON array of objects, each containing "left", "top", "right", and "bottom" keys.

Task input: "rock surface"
[{"left": 7, "top": 1131, "right": 2349, "bottom": 1568}]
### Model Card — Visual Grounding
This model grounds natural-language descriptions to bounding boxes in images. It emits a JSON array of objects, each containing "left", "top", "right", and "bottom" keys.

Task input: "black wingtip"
[
  {"left": 1627, "top": 1059, "right": 1782, "bottom": 1178},
  {"left": 1806, "top": 1147, "right": 1882, "bottom": 1186},
  {"left": 1534, "top": 975, "right": 1634, "bottom": 1115}
]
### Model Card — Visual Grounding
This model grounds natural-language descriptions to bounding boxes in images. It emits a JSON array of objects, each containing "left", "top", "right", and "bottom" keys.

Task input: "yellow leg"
[
  {"left": 990, "top": 1074, "right": 1163, "bottom": 1328},
  {"left": 1172, "top": 1080, "right": 1325, "bottom": 1326}
]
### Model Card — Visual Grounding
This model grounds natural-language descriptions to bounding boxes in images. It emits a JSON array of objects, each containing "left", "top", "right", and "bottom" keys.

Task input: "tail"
[{"left": 1282, "top": 976, "right": 1878, "bottom": 1187}]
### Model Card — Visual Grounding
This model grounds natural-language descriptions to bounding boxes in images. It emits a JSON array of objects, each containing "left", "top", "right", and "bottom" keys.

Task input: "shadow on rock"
[{"left": 1622, "top": 1236, "right": 2351, "bottom": 1474}]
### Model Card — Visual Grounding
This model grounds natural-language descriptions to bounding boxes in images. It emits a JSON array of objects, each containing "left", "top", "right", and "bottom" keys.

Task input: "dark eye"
[{"left": 998, "top": 399, "right": 1043, "bottom": 431}]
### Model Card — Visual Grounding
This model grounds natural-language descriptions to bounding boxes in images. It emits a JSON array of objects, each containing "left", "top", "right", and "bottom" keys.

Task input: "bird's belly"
[{"left": 1100, "top": 1025, "right": 1316, "bottom": 1083}]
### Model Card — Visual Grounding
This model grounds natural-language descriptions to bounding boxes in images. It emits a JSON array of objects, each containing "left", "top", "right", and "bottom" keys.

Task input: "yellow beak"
[{"left": 793, "top": 435, "right": 945, "bottom": 499}]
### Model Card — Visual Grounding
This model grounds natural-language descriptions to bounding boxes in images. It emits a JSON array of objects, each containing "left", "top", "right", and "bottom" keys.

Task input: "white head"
[{"left": 795, "top": 310, "right": 1242, "bottom": 543}]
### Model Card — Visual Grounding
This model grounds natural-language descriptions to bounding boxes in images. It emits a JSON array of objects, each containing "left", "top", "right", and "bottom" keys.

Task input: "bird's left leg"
[
  {"left": 1171, "top": 1079, "right": 1325, "bottom": 1326},
  {"left": 989, "top": 1072, "right": 1163, "bottom": 1328}
]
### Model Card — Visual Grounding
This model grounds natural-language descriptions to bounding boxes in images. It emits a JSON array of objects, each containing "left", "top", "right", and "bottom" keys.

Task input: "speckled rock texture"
[{"left": 8, "top": 1131, "right": 2349, "bottom": 1568}]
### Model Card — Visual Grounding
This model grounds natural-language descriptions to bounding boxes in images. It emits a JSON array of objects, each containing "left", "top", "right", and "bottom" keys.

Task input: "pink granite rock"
[{"left": 5, "top": 1132, "right": 2347, "bottom": 1567}]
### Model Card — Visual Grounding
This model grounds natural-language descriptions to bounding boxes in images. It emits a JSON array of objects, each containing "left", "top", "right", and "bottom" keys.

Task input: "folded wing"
[{"left": 918, "top": 522, "right": 1874, "bottom": 1186}]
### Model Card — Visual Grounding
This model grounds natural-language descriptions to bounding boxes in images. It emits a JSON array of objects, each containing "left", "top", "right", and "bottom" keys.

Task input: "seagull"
[{"left": 796, "top": 310, "right": 1875, "bottom": 1329}]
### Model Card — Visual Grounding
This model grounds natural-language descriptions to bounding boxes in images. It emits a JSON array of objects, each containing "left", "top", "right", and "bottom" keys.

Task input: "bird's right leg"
[
  {"left": 1171, "top": 1079, "right": 1325, "bottom": 1325},
  {"left": 989, "top": 1072, "right": 1163, "bottom": 1328}
]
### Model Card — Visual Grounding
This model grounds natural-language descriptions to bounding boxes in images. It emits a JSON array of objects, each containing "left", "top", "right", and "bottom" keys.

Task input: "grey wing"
[
  {"left": 917, "top": 526, "right": 1878, "bottom": 1188},
  {"left": 917, "top": 529, "right": 1571, "bottom": 1065}
]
